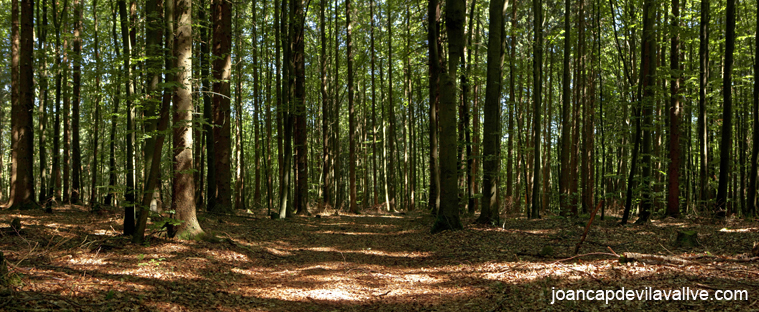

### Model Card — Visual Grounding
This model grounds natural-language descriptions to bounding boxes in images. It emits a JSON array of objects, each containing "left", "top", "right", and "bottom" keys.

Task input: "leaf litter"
[{"left": 0, "top": 205, "right": 757, "bottom": 311}]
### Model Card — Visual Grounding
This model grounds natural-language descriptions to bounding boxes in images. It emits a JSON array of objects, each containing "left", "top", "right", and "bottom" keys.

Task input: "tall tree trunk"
[
  {"left": 530, "top": 0, "right": 542, "bottom": 219},
  {"left": 293, "top": 0, "right": 307, "bottom": 216},
  {"left": 347, "top": 0, "right": 357, "bottom": 213},
  {"left": 200, "top": 0, "right": 214, "bottom": 211},
  {"left": 9, "top": 0, "right": 18, "bottom": 206},
  {"left": 105, "top": 0, "right": 118, "bottom": 207},
  {"left": 210, "top": 0, "right": 233, "bottom": 214},
  {"left": 71, "top": 0, "right": 82, "bottom": 204},
  {"left": 666, "top": 0, "right": 681, "bottom": 217},
  {"left": 89, "top": 0, "right": 101, "bottom": 207},
  {"left": 427, "top": 0, "right": 440, "bottom": 214},
  {"left": 385, "top": 1, "right": 396, "bottom": 212},
  {"left": 698, "top": 0, "right": 709, "bottom": 205},
  {"left": 321, "top": 0, "right": 332, "bottom": 210},
  {"left": 476, "top": 0, "right": 505, "bottom": 225},
  {"left": 635, "top": 0, "right": 656, "bottom": 224},
  {"left": 432, "top": 0, "right": 464, "bottom": 233},
  {"left": 50, "top": 0, "right": 67, "bottom": 208},
  {"left": 118, "top": 0, "right": 136, "bottom": 234},
  {"left": 37, "top": 0, "right": 49, "bottom": 205},
  {"left": 9, "top": 0, "right": 37, "bottom": 210},
  {"left": 169, "top": 0, "right": 203, "bottom": 239},
  {"left": 233, "top": 1, "right": 245, "bottom": 211},
  {"left": 748, "top": 0, "right": 759, "bottom": 216},
  {"left": 716, "top": 0, "right": 735, "bottom": 217}
]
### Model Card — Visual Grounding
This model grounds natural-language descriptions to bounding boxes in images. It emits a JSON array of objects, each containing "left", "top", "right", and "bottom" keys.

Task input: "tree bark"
[
  {"left": 118, "top": 0, "right": 136, "bottom": 234},
  {"left": 71, "top": 0, "right": 82, "bottom": 205},
  {"left": 292, "top": 0, "right": 307, "bottom": 216},
  {"left": 427, "top": 0, "right": 440, "bottom": 214},
  {"left": 432, "top": 0, "right": 464, "bottom": 233},
  {"left": 476, "top": 0, "right": 505, "bottom": 225},
  {"left": 716, "top": 0, "right": 735, "bottom": 217},
  {"left": 210, "top": 0, "right": 233, "bottom": 214},
  {"left": 749, "top": 0, "right": 759, "bottom": 216},
  {"left": 347, "top": 0, "right": 357, "bottom": 213},
  {"left": 667, "top": 0, "right": 682, "bottom": 217},
  {"left": 89, "top": 0, "right": 101, "bottom": 208},
  {"left": 698, "top": 0, "right": 709, "bottom": 205},
  {"left": 530, "top": 0, "right": 542, "bottom": 219},
  {"left": 169, "top": 0, "right": 203, "bottom": 239},
  {"left": 9, "top": 0, "right": 38, "bottom": 210}
]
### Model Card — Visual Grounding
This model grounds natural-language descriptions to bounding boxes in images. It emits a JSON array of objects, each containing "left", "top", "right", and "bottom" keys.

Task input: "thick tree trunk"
[
  {"left": 170, "top": 0, "right": 203, "bottom": 239},
  {"left": 667, "top": 0, "right": 682, "bottom": 217},
  {"left": 432, "top": 0, "right": 464, "bottom": 233},
  {"left": 476, "top": 0, "right": 504, "bottom": 226},
  {"left": 210, "top": 0, "right": 233, "bottom": 214},
  {"left": 9, "top": 0, "right": 37, "bottom": 210},
  {"left": 635, "top": 0, "right": 656, "bottom": 224}
]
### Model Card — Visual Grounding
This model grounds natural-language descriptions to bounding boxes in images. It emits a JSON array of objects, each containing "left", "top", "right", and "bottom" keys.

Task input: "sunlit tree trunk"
[{"left": 170, "top": 0, "right": 203, "bottom": 239}]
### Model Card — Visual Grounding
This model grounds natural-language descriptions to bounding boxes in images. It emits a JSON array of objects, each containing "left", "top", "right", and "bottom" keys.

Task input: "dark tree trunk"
[
  {"left": 210, "top": 0, "right": 233, "bottom": 214},
  {"left": 37, "top": 0, "right": 49, "bottom": 206},
  {"left": 716, "top": 0, "right": 735, "bottom": 217},
  {"left": 118, "top": 0, "right": 136, "bottom": 234},
  {"left": 476, "top": 0, "right": 504, "bottom": 226},
  {"left": 293, "top": 0, "right": 307, "bottom": 216},
  {"left": 105, "top": 0, "right": 118, "bottom": 207},
  {"left": 749, "top": 0, "right": 759, "bottom": 216},
  {"left": 530, "top": 0, "right": 542, "bottom": 219},
  {"left": 347, "top": 0, "right": 357, "bottom": 213},
  {"left": 89, "top": 0, "right": 101, "bottom": 208},
  {"left": 71, "top": 0, "right": 82, "bottom": 205},
  {"left": 432, "top": 0, "right": 464, "bottom": 233},
  {"left": 698, "top": 0, "right": 709, "bottom": 205},
  {"left": 427, "top": 0, "right": 440, "bottom": 214},
  {"left": 634, "top": 0, "right": 656, "bottom": 224},
  {"left": 667, "top": 0, "right": 682, "bottom": 217},
  {"left": 9, "top": 0, "right": 38, "bottom": 210}
]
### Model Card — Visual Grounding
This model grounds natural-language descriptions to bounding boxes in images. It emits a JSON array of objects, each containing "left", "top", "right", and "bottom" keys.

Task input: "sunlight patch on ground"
[
  {"left": 719, "top": 227, "right": 757, "bottom": 233},
  {"left": 299, "top": 246, "right": 430, "bottom": 258}
]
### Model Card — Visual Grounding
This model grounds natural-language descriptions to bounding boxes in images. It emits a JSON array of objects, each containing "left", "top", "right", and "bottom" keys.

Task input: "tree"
[
  {"left": 292, "top": 0, "right": 308, "bottom": 216},
  {"left": 666, "top": 0, "right": 682, "bottom": 217},
  {"left": 716, "top": 0, "right": 735, "bottom": 217},
  {"left": 530, "top": 0, "right": 543, "bottom": 219},
  {"left": 476, "top": 0, "right": 504, "bottom": 226},
  {"left": 749, "top": 0, "right": 759, "bottom": 216},
  {"left": 634, "top": 0, "right": 656, "bottom": 224},
  {"left": 169, "top": 0, "right": 203, "bottom": 239},
  {"left": 431, "top": 0, "right": 464, "bottom": 233},
  {"left": 9, "top": 0, "right": 38, "bottom": 210},
  {"left": 427, "top": 0, "right": 440, "bottom": 215},
  {"left": 71, "top": 0, "right": 82, "bottom": 204},
  {"left": 698, "top": 0, "right": 709, "bottom": 206},
  {"left": 347, "top": 0, "right": 357, "bottom": 213},
  {"left": 118, "top": 0, "right": 136, "bottom": 234},
  {"left": 89, "top": 0, "right": 101, "bottom": 208},
  {"left": 210, "top": 0, "right": 233, "bottom": 214}
]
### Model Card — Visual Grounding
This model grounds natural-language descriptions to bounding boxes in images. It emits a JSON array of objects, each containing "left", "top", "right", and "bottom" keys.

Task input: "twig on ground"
[{"left": 552, "top": 252, "right": 618, "bottom": 264}]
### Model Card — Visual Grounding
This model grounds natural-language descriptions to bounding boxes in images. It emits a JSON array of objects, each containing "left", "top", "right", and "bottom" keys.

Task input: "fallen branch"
[
  {"left": 574, "top": 200, "right": 604, "bottom": 255},
  {"left": 621, "top": 252, "right": 692, "bottom": 265},
  {"left": 552, "top": 252, "right": 619, "bottom": 264}
]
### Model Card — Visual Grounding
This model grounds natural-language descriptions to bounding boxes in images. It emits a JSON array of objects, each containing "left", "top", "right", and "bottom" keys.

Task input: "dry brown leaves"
[{"left": 0, "top": 205, "right": 757, "bottom": 311}]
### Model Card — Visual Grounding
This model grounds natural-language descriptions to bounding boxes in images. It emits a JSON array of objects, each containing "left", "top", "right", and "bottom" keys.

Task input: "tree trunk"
[
  {"left": 169, "top": 0, "right": 203, "bottom": 239},
  {"left": 118, "top": 0, "right": 136, "bottom": 234},
  {"left": 105, "top": 0, "right": 118, "bottom": 207},
  {"left": 427, "top": 0, "right": 440, "bottom": 214},
  {"left": 476, "top": 0, "right": 504, "bottom": 226},
  {"left": 667, "top": 0, "right": 681, "bottom": 217},
  {"left": 716, "top": 0, "right": 735, "bottom": 217},
  {"left": 210, "top": 0, "right": 233, "bottom": 214},
  {"left": 321, "top": 0, "right": 331, "bottom": 211},
  {"left": 89, "top": 0, "right": 101, "bottom": 207},
  {"left": 347, "top": 0, "right": 357, "bottom": 213},
  {"left": 749, "top": 0, "right": 759, "bottom": 216},
  {"left": 293, "top": 0, "right": 307, "bottom": 216},
  {"left": 698, "top": 0, "right": 709, "bottom": 205},
  {"left": 37, "top": 0, "right": 49, "bottom": 206},
  {"left": 432, "top": 0, "right": 464, "bottom": 233},
  {"left": 9, "top": 0, "right": 37, "bottom": 210},
  {"left": 635, "top": 0, "right": 656, "bottom": 224},
  {"left": 530, "top": 0, "right": 542, "bottom": 219},
  {"left": 71, "top": 0, "right": 82, "bottom": 205}
]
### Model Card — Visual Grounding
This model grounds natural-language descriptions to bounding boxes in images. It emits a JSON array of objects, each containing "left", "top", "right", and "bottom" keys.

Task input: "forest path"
[{"left": 0, "top": 205, "right": 757, "bottom": 311}]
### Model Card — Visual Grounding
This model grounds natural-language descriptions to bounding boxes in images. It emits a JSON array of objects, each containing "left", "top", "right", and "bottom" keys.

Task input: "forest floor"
[{"left": 0, "top": 204, "right": 758, "bottom": 311}]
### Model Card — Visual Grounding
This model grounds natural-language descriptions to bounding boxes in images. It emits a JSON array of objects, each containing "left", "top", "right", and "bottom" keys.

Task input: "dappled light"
[{"left": 0, "top": 206, "right": 757, "bottom": 310}]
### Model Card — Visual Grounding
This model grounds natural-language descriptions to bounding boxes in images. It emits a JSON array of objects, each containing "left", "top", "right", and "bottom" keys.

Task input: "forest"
[{"left": 0, "top": 0, "right": 757, "bottom": 310}]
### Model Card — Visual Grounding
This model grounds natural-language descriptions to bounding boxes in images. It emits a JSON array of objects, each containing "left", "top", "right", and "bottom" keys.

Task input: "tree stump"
[{"left": 673, "top": 230, "right": 699, "bottom": 248}]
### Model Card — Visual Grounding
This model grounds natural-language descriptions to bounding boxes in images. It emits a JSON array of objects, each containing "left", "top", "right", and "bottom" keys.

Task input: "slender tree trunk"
[
  {"left": 118, "top": 0, "right": 136, "bottom": 234},
  {"left": 89, "top": 0, "right": 101, "bottom": 207},
  {"left": 293, "top": 0, "right": 307, "bottom": 216},
  {"left": 233, "top": 1, "right": 245, "bottom": 211},
  {"left": 321, "top": 0, "right": 332, "bottom": 211},
  {"left": 70, "top": 0, "right": 82, "bottom": 204},
  {"left": 698, "top": 0, "right": 709, "bottom": 205},
  {"left": 210, "top": 0, "right": 233, "bottom": 214},
  {"left": 748, "top": 0, "right": 759, "bottom": 216},
  {"left": 9, "top": 0, "right": 18, "bottom": 206},
  {"left": 347, "top": 0, "right": 357, "bottom": 213},
  {"left": 716, "top": 0, "right": 735, "bottom": 217},
  {"left": 530, "top": 0, "right": 542, "bottom": 219},
  {"left": 105, "top": 1, "right": 118, "bottom": 207},
  {"left": 634, "top": 0, "right": 656, "bottom": 224},
  {"left": 428, "top": 0, "right": 440, "bottom": 214},
  {"left": 37, "top": 0, "right": 49, "bottom": 206}
]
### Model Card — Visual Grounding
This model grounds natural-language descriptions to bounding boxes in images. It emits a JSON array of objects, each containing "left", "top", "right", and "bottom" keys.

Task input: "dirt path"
[{"left": 1, "top": 206, "right": 757, "bottom": 311}]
